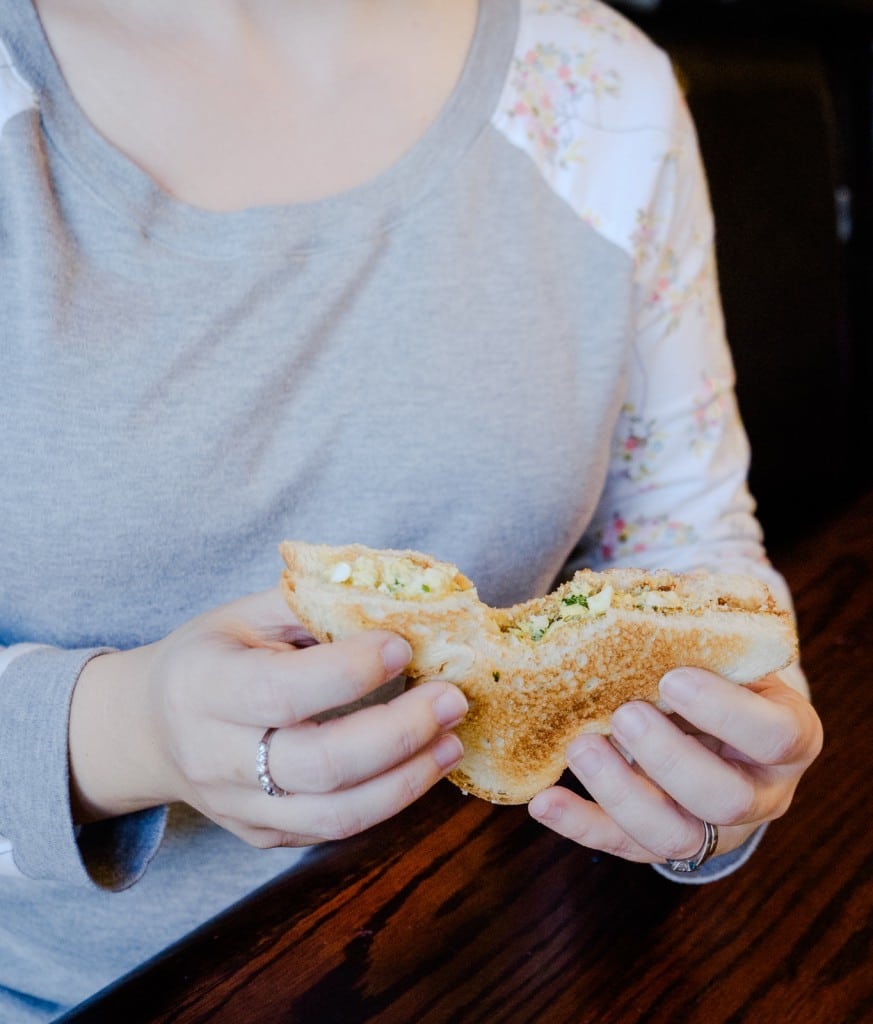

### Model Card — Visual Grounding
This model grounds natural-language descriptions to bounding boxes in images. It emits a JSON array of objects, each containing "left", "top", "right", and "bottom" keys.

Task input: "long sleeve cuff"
[{"left": 0, "top": 646, "right": 166, "bottom": 890}]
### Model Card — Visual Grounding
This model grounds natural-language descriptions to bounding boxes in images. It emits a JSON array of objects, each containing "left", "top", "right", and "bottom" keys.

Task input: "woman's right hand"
[{"left": 69, "top": 589, "right": 467, "bottom": 848}]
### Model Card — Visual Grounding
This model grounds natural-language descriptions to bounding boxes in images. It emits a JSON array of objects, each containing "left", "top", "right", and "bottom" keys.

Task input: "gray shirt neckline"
[{"left": 3, "top": 0, "right": 519, "bottom": 259}]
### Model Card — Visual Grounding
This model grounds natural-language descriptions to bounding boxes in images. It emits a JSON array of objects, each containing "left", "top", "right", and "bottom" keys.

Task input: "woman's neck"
[{"left": 34, "top": 0, "right": 480, "bottom": 210}]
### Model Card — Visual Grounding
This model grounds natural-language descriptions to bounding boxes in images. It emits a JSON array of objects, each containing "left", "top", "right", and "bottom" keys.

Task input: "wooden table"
[{"left": 59, "top": 490, "right": 873, "bottom": 1024}]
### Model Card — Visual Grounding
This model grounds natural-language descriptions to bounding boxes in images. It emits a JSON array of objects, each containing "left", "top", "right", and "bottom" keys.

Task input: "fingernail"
[
  {"left": 433, "top": 689, "right": 468, "bottom": 728},
  {"left": 381, "top": 636, "right": 413, "bottom": 677},
  {"left": 433, "top": 733, "right": 464, "bottom": 771},
  {"left": 660, "top": 669, "right": 701, "bottom": 705},
  {"left": 612, "top": 702, "right": 648, "bottom": 741},
  {"left": 567, "top": 740, "right": 604, "bottom": 777},
  {"left": 529, "top": 793, "right": 562, "bottom": 823}
]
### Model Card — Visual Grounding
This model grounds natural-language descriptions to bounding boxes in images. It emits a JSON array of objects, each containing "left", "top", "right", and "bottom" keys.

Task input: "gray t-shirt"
[{"left": 0, "top": 1, "right": 794, "bottom": 1017}]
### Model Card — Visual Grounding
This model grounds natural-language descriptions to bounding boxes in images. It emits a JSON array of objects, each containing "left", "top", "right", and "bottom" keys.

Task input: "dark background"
[{"left": 609, "top": 0, "right": 873, "bottom": 545}]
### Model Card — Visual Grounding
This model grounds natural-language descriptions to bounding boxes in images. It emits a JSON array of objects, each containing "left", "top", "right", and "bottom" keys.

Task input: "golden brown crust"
[{"left": 278, "top": 541, "right": 798, "bottom": 805}]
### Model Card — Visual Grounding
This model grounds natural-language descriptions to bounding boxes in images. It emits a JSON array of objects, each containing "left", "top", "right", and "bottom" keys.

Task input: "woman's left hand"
[{"left": 527, "top": 669, "right": 823, "bottom": 866}]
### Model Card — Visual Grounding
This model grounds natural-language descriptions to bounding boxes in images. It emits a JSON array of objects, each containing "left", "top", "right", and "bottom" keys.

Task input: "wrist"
[{"left": 69, "top": 644, "right": 174, "bottom": 823}]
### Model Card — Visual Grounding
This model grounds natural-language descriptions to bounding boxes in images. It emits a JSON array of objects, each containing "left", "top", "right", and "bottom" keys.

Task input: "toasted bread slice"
[
  {"left": 279, "top": 541, "right": 797, "bottom": 804},
  {"left": 278, "top": 541, "right": 493, "bottom": 682}
]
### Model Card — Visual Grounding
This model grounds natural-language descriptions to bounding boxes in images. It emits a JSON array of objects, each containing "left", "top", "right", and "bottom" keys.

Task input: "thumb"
[{"left": 214, "top": 588, "right": 316, "bottom": 651}]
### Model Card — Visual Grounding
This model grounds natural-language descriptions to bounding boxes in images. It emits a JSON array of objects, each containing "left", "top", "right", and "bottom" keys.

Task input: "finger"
[
  {"left": 556, "top": 734, "right": 713, "bottom": 862},
  {"left": 659, "top": 669, "right": 823, "bottom": 768},
  {"left": 203, "top": 630, "right": 413, "bottom": 726},
  {"left": 264, "top": 681, "right": 468, "bottom": 793},
  {"left": 528, "top": 787, "right": 765, "bottom": 865},
  {"left": 250, "top": 732, "right": 465, "bottom": 843},
  {"left": 610, "top": 701, "right": 768, "bottom": 825},
  {"left": 528, "top": 787, "right": 663, "bottom": 863}
]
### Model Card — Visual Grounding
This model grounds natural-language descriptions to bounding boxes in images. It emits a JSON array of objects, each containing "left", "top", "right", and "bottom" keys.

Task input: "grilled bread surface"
[{"left": 279, "top": 541, "right": 797, "bottom": 804}]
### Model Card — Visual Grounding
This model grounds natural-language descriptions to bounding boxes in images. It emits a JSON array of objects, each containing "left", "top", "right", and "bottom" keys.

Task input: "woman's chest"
[{"left": 0, "top": 147, "right": 635, "bottom": 644}]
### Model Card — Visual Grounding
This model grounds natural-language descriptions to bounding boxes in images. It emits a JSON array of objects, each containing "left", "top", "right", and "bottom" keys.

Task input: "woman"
[{"left": 0, "top": 1, "right": 822, "bottom": 1019}]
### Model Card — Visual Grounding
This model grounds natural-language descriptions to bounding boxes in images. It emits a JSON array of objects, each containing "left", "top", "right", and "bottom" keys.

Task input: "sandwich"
[{"left": 278, "top": 541, "right": 797, "bottom": 804}]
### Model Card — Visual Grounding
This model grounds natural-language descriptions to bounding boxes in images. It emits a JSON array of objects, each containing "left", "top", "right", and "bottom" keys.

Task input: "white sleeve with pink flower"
[
  {"left": 584, "top": 83, "right": 799, "bottom": 602},
  {"left": 586, "top": 94, "right": 770, "bottom": 581},
  {"left": 496, "top": 2, "right": 805, "bottom": 694}
]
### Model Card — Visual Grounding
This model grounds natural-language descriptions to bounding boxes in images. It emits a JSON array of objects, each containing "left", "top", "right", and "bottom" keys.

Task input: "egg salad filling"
[
  {"left": 325, "top": 554, "right": 466, "bottom": 599},
  {"left": 507, "top": 579, "right": 684, "bottom": 641}
]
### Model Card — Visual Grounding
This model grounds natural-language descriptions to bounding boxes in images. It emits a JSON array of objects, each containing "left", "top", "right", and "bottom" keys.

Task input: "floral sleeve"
[
  {"left": 581, "top": 93, "right": 776, "bottom": 585},
  {"left": 572, "top": 76, "right": 807, "bottom": 700}
]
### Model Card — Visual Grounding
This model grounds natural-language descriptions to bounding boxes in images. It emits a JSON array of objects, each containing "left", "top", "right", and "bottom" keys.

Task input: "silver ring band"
[
  {"left": 665, "top": 820, "right": 719, "bottom": 873},
  {"left": 256, "top": 727, "right": 290, "bottom": 797}
]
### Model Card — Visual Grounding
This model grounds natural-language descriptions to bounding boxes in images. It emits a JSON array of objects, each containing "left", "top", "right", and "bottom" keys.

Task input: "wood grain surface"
[{"left": 59, "top": 491, "right": 873, "bottom": 1024}]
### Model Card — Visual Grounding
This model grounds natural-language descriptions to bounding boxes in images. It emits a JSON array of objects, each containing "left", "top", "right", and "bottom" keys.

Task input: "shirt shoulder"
[
  {"left": 505, "top": 1, "right": 679, "bottom": 129},
  {"left": 491, "top": 0, "right": 692, "bottom": 259}
]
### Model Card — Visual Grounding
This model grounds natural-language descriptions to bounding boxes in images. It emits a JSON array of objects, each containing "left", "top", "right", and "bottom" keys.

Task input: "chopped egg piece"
[
  {"left": 587, "top": 584, "right": 614, "bottom": 615},
  {"left": 330, "top": 562, "right": 352, "bottom": 583}
]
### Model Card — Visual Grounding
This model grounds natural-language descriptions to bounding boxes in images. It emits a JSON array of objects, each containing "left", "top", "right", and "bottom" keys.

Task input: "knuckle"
[
  {"left": 335, "top": 639, "right": 387, "bottom": 696},
  {"left": 762, "top": 696, "right": 824, "bottom": 767},
  {"left": 244, "top": 828, "right": 308, "bottom": 850},
  {"left": 805, "top": 711, "right": 825, "bottom": 765},
  {"left": 612, "top": 834, "right": 650, "bottom": 863},
  {"left": 246, "top": 829, "right": 282, "bottom": 850},
  {"left": 230, "top": 817, "right": 292, "bottom": 849},
  {"left": 650, "top": 743, "right": 685, "bottom": 780},
  {"left": 278, "top": 695, "right": 307, "bottom": 730},
  {"left": 363, "top": 701, "right": 423, "bottom": 768},
  {"left": 720, "top": 777, "right": 758, "bottom": 824},
  {"left": 604, "top": 777, "right": 637, "bottom": 814},
  {"left": 393, "top": 721, "right": 421, "bottom": 766},
  {"left": 273, "top": 831, "right": 310, "bottom": 849},
  {"left": 254, "top": 666, "right": 305, "bottom": 726},
  {"left": 768, "top": 791, "right": 795, "bottom": 821},
  {"left": 303, "top": 734, "right": 346, "bottom": 793},
  {"left": 396, "top": 765, "right": 430, "bottom": 808},
  {"left": 313, "top": 804, "right": 365, "bottom": 843},
  {"left": 657, "top": 824, "right": 702, "bottom": 861},
  {"left": 274, "top": 723, "right": 343, "bottom": 793},
  {"left": 560, "top": 815, "right": 598, "bottom": 849},
  {"left": 762, "top": 721, "right": 806, "bottom": 765},
  {"left": 331, "top": 810, "right": 364, "bottom": 842}
]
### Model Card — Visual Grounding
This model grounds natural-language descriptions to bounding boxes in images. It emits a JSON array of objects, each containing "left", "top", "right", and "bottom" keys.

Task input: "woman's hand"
[
  {"left": 527, "top": 668, "right": 823, "bottom": 866},
  {"left": 69, "top": 589, "right": 467, "bottom": 848}
]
